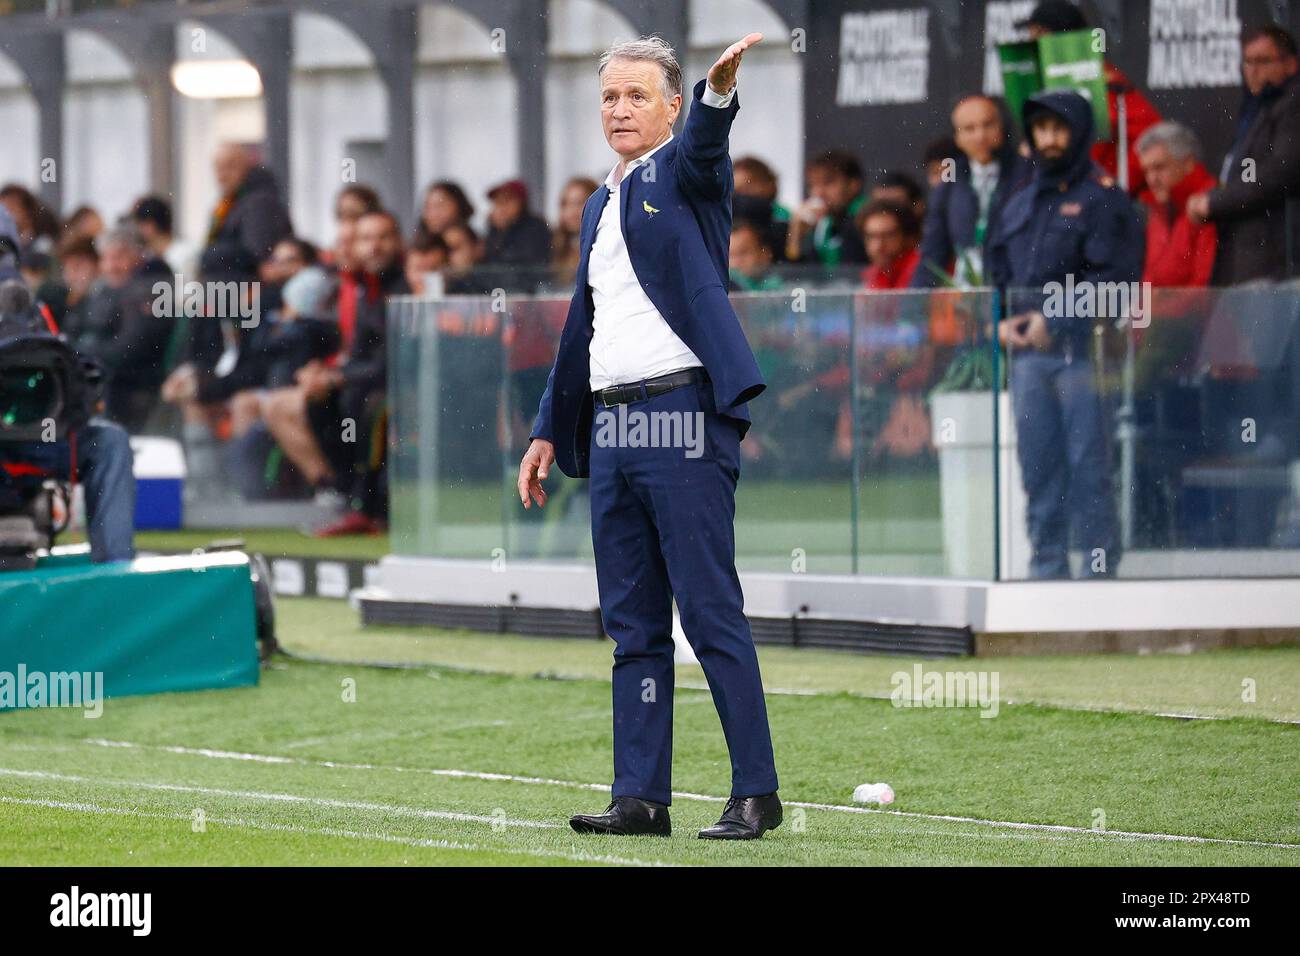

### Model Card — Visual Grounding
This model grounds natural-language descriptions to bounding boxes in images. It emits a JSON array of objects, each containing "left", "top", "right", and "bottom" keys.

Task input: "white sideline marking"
[
  {"left": 295, "top": 652, "right": 1300, "bottom": 725},
  {"left": 0, "top": 767, "right": 559, "bottom": 830},
  {"left": 78, "top": 738, "right": 1300, "bottom": 851},
  {"left": 0, "top": 797, "right": 665, "bottom": 867}
]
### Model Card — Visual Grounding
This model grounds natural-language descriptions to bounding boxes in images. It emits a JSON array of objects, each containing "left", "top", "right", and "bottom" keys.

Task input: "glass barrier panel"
[
  {"left": 731, "top": 291, "right": 856, "bottom": 573},
  {"left": 387, "top": 295, "right": 509, "bottom": 560},
  {"left": 502, "top": 296, "right": 594, "bottom": 562},
  {"left": 853, "top": 288, "right": 1000, "bottom": 579},
  {"left": 999, "top": 283, "right": 1300, "bottom": 580}
]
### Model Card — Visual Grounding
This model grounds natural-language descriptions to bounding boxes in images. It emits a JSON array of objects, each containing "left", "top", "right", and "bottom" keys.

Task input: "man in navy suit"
[{"left": 517, "top": 33, "right": 781, "bottom": 840}]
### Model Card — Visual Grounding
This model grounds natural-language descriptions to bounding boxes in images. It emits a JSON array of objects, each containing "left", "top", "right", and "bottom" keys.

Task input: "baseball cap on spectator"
[
  {"left": 1016, "top": 1, "right": 1087, "bottom": 33},
  {"left": 488, "top": 179, "right": 529, "bottom": 206},
  {"left": 281, "top": 265, "right": 336, "bottom": 320}
]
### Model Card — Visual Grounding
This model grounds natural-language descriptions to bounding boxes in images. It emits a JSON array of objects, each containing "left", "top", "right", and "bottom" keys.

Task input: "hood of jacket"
[{"left": 1023, "top": 88, "right": 1095, "bottom": 191}]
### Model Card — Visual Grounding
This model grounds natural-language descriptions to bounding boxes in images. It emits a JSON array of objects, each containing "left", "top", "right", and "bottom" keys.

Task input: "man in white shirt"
[{"left": 518, "top": 33, "right": 781, "bottom": 840}]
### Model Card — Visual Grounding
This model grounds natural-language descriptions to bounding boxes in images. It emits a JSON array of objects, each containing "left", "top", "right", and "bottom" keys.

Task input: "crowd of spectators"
[
  {"left": 2, "top": 3, "right": 1298, "bottom": 546},
  {"left": 722, "top": 15, "right": 1300, "bottom": 300}
]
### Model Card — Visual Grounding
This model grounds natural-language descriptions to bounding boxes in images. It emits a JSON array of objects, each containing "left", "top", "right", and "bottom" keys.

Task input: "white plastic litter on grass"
[{"left": 853, "top": 783, "right": 895, "bottom": 805}]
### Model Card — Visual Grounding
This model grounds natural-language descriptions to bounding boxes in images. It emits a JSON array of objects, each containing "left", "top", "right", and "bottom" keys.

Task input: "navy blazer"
[
  {"left": 529, "top": 78, "right": 766, "bottom": 479},
  {"left": 910, "top": 146, "right": 1032, "bottom": 289}
]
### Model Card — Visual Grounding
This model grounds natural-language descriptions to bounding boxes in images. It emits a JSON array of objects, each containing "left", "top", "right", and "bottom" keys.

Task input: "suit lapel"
[
  {"left": 578, "top": 187, "right": 610, "bottom": 273},
  {"left": 619, "top": 169, "right": 634, "bottom": 248},
  {"left": 569, "top": 187, "right": 610, "bottom": 334}
]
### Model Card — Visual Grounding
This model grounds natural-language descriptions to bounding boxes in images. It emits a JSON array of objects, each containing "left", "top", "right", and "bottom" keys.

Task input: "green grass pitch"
[{"left": 1, "top": 597, "right": 1296, "bottom": 866}]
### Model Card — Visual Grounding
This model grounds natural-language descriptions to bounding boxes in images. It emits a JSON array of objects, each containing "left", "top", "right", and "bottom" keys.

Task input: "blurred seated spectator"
[
  {"left": 872, "top": 170, "right": 927, "bottom": 223},
  {"left": 415, "top": 180, "right": 474, "bottom": 246},
  {"left": 162, "top": 266, "right": 340, "bottom": 501},
  {"left": 89, "top": 227, "right": 174, "bottom": 431},
  {"left": 552, "top": 176, "right": 600, "bottom": 285},
  {"left": 1188, "top": 25, "right": 1300, "bottom": 284},
  {"left": 1136, "top": 122, "right": 1217, "bottom": 287},
  {"left": 0, "top": 184, "right": 58, "bottom": 255},
  {"left": 447, "top": 225, "right": 480, "bottom": 263},
  {"left": 728, "top": 219, "right": 784, "bottom": 292},
  {"left": 69, "top": 232, "right": 130, "bottom": 363},
  {"left": 860, "top": 200, "right": 921, "bottom": 290},
  {"left": 443, "top": 222, "right": 486, "bottom": 293},
  {"left": 61, "top": 205, "right": 104, "bottom": 246},
  {"left": 51, "top": 237, "right": 99, "bottom": 336},
  {"left": 18, "top": 249, "right": 61, "bottom": 318},
  {"left": 264, "top": 209, "right": 408, "bottom": 535},
  {"left": 162, "top": 236, "right": 319, "bottom": 408},
  {"left": 406, "top": 230, "right": 450, "bottom": 295},
  {"left": 336, "top": 183, "right": 382, "bottom": 224},
  {"left": 176, "top": 266, "right": 340, "bottom": 403},
  {"left": 130, "top": 195, "right": 196, "bottom": 277},
  {"left": 258, "top": 236, "right": 318, "bottom": 313},
  {"left": 913, "top": 93, "right": 1030, "bottom": 288},
  {"left": 786, "top": 149, "right": 868, "bottom": 266},
  {"left": 733, "top": 156, "right": 791, "bottom": 263},
  {"left": 331, "top": 217, "right": 363, "bottom": 351},
  {"left": 322, "top": 184, "right": 382, "bottom": 272},
  {"left": 483, "top": 178, "right": 552, "bottom": 281}
]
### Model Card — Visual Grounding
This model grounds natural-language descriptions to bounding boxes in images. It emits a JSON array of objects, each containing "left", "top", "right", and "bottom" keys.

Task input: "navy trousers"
[
  {"left": 588, "top": 378, "right": 778, "bottom": 805},
  {"left": 1011, "top": 350, "right": 1120, "bottom": 579}
]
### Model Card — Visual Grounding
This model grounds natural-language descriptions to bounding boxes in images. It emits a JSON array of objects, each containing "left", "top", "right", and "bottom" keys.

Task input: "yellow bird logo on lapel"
[{"left": 642, "top": 200, "right": 660, "bottom": 217}]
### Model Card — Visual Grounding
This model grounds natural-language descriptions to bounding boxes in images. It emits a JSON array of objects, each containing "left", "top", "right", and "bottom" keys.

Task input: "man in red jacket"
[
  {"left": 859, "top": 200, "right": 921, "bottom": 290},
  {"left": 1136, "top": 122, "right": 1218, "bottom": 287}
]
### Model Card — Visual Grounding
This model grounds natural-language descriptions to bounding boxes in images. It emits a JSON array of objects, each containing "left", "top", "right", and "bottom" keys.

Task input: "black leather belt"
[{"left": 593, "top": 367, "right": 708, "bottom": 407}]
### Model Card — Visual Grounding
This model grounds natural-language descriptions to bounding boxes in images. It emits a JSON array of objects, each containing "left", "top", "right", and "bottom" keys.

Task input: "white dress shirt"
[
  {"left": 588, "top": 84, "right": 736, "bottom": 391},
  {"left": 955, "top": 158, "right": 1001, "bottom": 287}
]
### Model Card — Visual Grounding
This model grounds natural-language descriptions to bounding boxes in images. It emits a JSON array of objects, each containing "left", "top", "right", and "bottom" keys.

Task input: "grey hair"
[
  {"left": 100, "top": 225, "right": 147, "bottom": 256},
  {"left": 1135, "top": 121, "right": 1200, "bottom": 162},
  {"left": 598, "top": 35, "right": 682, "bottom": 100}
]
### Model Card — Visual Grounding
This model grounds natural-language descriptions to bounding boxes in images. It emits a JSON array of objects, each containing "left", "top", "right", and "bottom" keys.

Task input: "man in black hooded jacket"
[{"left": 988, "top": 89, "right": 1144, "bottom": 580}]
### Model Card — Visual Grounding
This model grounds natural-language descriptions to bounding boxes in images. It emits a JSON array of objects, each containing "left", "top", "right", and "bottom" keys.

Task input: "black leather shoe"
[
  {"left": 698, "top": 792, "right": 783, "bottom": 840},
  {"left": 570, "top": 796, "right": 671, "bottom": 836}
]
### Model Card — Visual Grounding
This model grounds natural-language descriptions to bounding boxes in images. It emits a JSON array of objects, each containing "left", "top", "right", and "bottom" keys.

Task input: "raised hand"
[{"left": 707, "top": 33, "right": 763, "bottom": 96}]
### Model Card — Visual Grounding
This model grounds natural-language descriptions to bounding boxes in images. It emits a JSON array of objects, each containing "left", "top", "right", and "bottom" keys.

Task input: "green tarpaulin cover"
[{"left": 0, "top": 550, "right": 259, "bottom": 711}]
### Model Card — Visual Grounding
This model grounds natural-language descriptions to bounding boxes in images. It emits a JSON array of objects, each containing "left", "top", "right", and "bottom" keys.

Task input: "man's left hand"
[
  {"left": 708, "top": 33, "right": 763, "bottom": 96},
  {"left": 1022, "top": 311, "right": 1053, "bottom": 351},
  {"left": 1186, "top": 191, "right": 1212, "bottom": 224}
]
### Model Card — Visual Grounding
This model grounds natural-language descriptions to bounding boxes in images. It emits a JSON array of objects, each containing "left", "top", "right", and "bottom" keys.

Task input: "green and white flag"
[{"left": 999, "top": 29, "right": 1112, "bottom": 142}]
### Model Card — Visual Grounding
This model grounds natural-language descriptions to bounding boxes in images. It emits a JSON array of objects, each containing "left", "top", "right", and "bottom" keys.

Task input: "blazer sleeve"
[
  {"left": 529, "top": 360, "right": 556, "bottom": 443},
  {"left": 676, "top": 78, "right": 739, "bottom": 202}
]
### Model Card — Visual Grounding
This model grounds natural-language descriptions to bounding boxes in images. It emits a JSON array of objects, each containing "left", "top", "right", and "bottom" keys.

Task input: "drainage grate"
[{"left": 360, "top": 597, "right": 970, "bottom": 656}]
